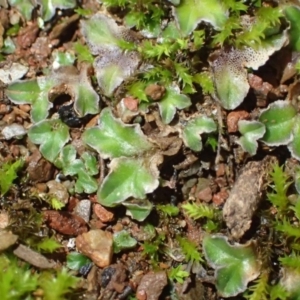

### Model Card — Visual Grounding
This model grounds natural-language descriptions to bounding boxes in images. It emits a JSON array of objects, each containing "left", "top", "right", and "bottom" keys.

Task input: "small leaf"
[
  {"left": 158, "top": 85, "right": 191, "bottom": 124},
  {"left": 288, "top": 115, "right": 300, "bottom": 160},
  {"left": 55, "top": 145, "right": 98, "bottom": 194},
  {"left": 82, "top": 108, "right": 153, "bottom": 159},
  {"left": 81, "top": 13, "right": 124, "bottom": 54},
  {"left": 28, "top": 119, "right": 69, "bottom": 162},
  {"left": 295, "top": 167, "right": 300, "bottom": 195},
  {"left": 0, "top": 159, "right": 23, "bottom": 196},
  {"left": 182, "top": 202, "right": 215, "bottom": 220},
  {"left": 193, "top": 72, "right": 214, "bottom": 94},
  {"left": 173, "top": 0, "right": 228, "bottom": 36},
  {"left": 8, "top": 0, "right": 35, "bottom": 20},
  {"left": 36, "top": 237, "right": 61, "bottom": 253},
  {"left": 168, "top": 265, "right": 189, "bottom": 283},
  {"left": 6, "top": 24, "right": 20, "bottom": 37},
  {"left": 203, "top": 235, "right": 261, "bottom": 297},
  {"left": 162, "top": 21, "right": 183, "bottom": 39},
  {"left": 40, "top": 0, "right": 76, "bottom": 22},
  {"left": 237, "top": 120, "right": 266, "bottom": 156},
  {"left": 157, "top": 204, "right": 179, "bottom": 217},
  {"left": 123, "top": 198, "right": 153, "bottom": 221},
  {"left": 50, "top": 65, "right": 100, "bottom": 117},
  {"left": 94, "top": 50, "right": 140, "bottom": 97},
  {"left": 259, "top": 100, "right": 297, "bottom": 146},
  {"left": 52, "top": 50, "right": 75, "bottom": 69},
  {"left": 182, "top": 115, "right": 217, "bottom": 151},
  {"left": 73, "top": 42, "right": 94, "bottom": 64},
  {"left": 67, "top": 252, "right": 91, "bottom": 271},
  {"left": 54, "top": 145, "right": 83, "bottom": 175},
  {"left": 177, "top": 236, "right": 203, "bottom": 263},
  {"left": 81, "top": 13, "right": 140, "bottom": 97},
  {"left": 113, "top": 230, "right": 137, "bottom": 253},
  {"left": 75, "top": 170, "right": 98, "bottom": 194},
  {"left": 6, "top": 77, "right": 54, "bottom": 123},
  {"left": 81, "top": 152, "right": 98, "bottom": 176},
  {"left": 74, "top": 7, "right": 93, "bottom": 17},
  {"left": 40, "top": 268, "right": 79, "bottom": 299},
  {"left": 50, "top": 197, "right": 65, "bottom": 210},
  {"left": 98, "top": 155, "right": 161, "bottom": 206},
  {"left": 209, "top": 30, "right": 288, "bottom": 110},
  {"left": 284, "top": 6, "right": 300, "bottom": 51},
  {"left": 73, "top": 64, "right": 100, "bottom": 117},
  {"left": 2, "top": 37, "right": 16, "bottom": 54}
]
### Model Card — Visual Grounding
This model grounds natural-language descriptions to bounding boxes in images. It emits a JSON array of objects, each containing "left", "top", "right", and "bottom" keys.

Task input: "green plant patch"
[
  {"left": 36, "top": 237, "right": 62, "bottom": 253},
  {"left": 73, "top": 42, "right": 94, "bottom": 64},
  {"left": 267, "top": 162, "right": 291, "bottom": 212},
  {"left": 182, "top": 115, "right": 217, "bottom": 151},
  {"left": 73, "top": 65, "right": 101, "bottom": 117},
  {"left": 259, "top": 100, "right": 297, "bottom": 146},
  {"left": 82, "top": 108, "right": 153, "bottom": 159},
  {"left": 113, "top": 230, "right": 137, "bottom": 253},
  {"left": 38, "top": 268, "right": 79, "bottom": 300},
  {"left": 6, "top": 24, "right": 20, "bottom": 37},
  {"left": 193, "top": 72, "right": 215, "bottom": 94},
  {"left": 288, "top": 115, "right": 300, "bottom": 160},
  {"left": 209, "top": 30, "right": 288, "bottom": 110},
  {"left": 284, "top": 6, "right": 300, "bottom": 51},
  {"left": 237, "top": 120, "right": 266, "bottom": 156},
  {"left": 74, "top": 7, "right": 93, "bottom": 17},
  {"left": 1, "top": 37, "right": 16, "bottom": 54},
  {"left": 54, "top": 144, "right": 84, "bottom": 175},
  {"left": 81, "top": 13, "right": 124, "bottom": 53},
  {"left": 158, "top": 85, "right": 191, "bottom": 124},
  {"left": 0, "top": 159, "right": 23, "bottom": 196},
  {"left": 182, "top": 202, "right": 216, "bottom": 220},
  {"left": 81, "top": 13, "right": 141, "bottom": 97},
  {"left": 40, "top": 0, "right": 77, "bottom": 21},
  {"left": 142, "top": 233, "right": 165, "bottom": 262},
  {"left": 55, "top": 145, "right": 98, "bottom": 194},
  {"left": 173, "top": 0, "right": 228, "bottom": 36},
  {"left": 243, "top": 272, "right": 269, "bottom": 300},
  {"left": 94, "top": 50, "right": 140, "bottom": 97},
  {"left": 52, "top": 50, "right": 76, "bottom": 69},
  {"left": 50, "top": 197, "right": 65, "bottom": 210},
  {"left": 28, "top": 119, "right": 69, "bottom": 163},
  {"left": 8, "top": 0, "right": 35, "bottom": 20},
  {"left": 0, "top": 254, "right": 39, "bottom": 300},
  {"left": 67, "top": 252, "right": 91, "bottom": 271},
  {"left": 168, "top": 265, "right": 189, "bottom": 283},
  {"left": 177, "top": 236, "right": 203, "bottom": 263},
  {"left": 295, "top": 168, "right": 300, "bottom": 195},
  {"left": 0, "top": 254, "right": 79, "bottom": 300},
  {"left": 157, "top": 204, "right": 179, "bottom": 217},
  {"left": 123, "top": 198, "right": 153, "bottom": 221},
  {"left": 50, "top": 65, "right": 100, "bottom": 117},
  {"left": 6, "top": 77, "right": 54, "bottom": 123},
  {"left": 203, "top": 235, "right": 261, "bottom": 297},
  {"left": 97, "top": 155, "right": 161, "bottom": 207}
]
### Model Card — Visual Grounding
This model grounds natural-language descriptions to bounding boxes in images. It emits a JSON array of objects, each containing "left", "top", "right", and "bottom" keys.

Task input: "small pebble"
[
  {"left": 76, "top": 229, "right": 113, "bottom": 268},
  {"left": 74, "top": 199, "right": 91, "bottom": 223}
]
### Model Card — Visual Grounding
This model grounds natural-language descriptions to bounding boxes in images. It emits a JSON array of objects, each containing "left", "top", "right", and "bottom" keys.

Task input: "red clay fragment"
[
  {"left": 94, "top": 203, "right": 114, "bottom": 223},
  {"left": 227, "top": 110, "right": 249, "bottom": 133},
  {"left": 123, "top": 97, "right": 139, "bottom": 111},
  {"left": 43, "top": 210, "right": 88, "bottom": 236}
]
